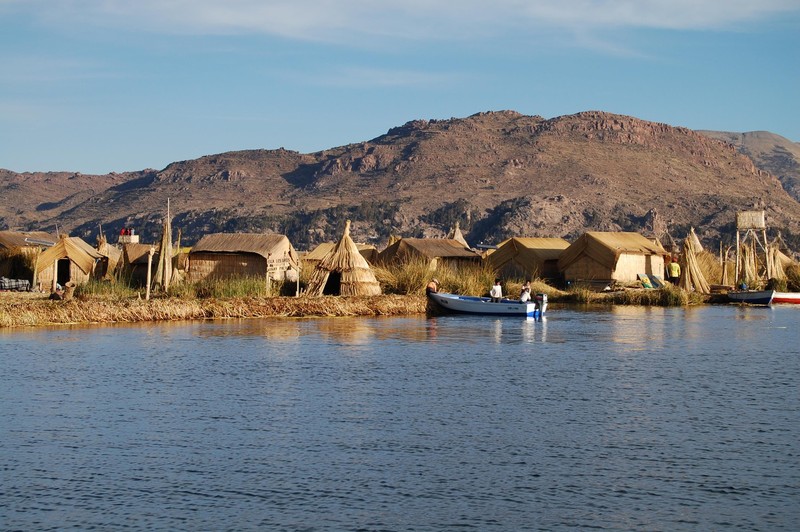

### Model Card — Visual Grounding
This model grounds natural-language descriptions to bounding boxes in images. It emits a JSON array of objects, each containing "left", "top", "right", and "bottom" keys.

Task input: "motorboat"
[
  {"left": 727, "top": 289, "right": 800, "bottom": 306},
  {"left": 427, "top": 291, "right": 547, "bottom": 318}
]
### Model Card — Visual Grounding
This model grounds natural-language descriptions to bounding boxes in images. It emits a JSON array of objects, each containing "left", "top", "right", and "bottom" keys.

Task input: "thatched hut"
[
  {"left": 35, "top": 235, "right": 104, "bottom": 290},
  {"left": 187, "top": 233, "right": 298, "bottom": 283},
  {"left": 0, "top": 230, "right": 57, "bottom": 280},
  {"left": 377, "top": 237, "right": 480, "bottom": 268},
  {"left": 95, "top": 234, "right": 122, "bottom": 279},
  {"left": 486, "top": 237, "right": 570, "bottom": 281},
  {"left": 305, "top": 221, "right": 381, "bottom": 296},
  {"left": 303, "top": 241, "right": 378, "bottom": 269},
  {"left": 120, "top": 243, "right": 158, "bottom": 287},
  {"left": 558, "top": 232, "right": 668, "bottom": 285}
]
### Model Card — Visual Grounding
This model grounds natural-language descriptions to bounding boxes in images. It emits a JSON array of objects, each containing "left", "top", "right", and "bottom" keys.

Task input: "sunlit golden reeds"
[{"left": 0, "top": 293, "right": 426, "bottom": 328}]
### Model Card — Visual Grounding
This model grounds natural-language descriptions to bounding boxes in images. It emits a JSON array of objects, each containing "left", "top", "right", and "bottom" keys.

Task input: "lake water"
[{"left": 1, "top": 305, "right": 799, "bottom": 531}]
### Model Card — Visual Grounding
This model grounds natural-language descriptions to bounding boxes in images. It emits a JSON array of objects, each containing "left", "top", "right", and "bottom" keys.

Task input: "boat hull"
[
  {"left": 727, "top": 290, "right": 800, "bottom": 305},
  {"left": 428, "top": 292, "right": 546, "bottom": 318}
]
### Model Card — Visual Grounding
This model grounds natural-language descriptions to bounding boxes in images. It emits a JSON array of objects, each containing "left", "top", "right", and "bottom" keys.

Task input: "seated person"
[
  {"left": 519, "top": 280, "right": 532, "bottom": 303},
  {"left": 425, "top": 278, "right": 439, "bottom": 295}
]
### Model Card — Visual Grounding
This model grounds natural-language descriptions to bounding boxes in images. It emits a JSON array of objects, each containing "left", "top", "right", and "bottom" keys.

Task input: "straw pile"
[
  {"left": 305, "top": 220, "right": 381, "bottom": 297},
  {"left": 679, "top": 228, "right": 711, "bottom": 294}
]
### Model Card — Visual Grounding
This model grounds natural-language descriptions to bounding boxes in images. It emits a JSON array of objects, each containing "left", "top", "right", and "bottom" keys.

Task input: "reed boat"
[
  {"left": 727, "top": 290, "right": 800, "bottom": 306},
  {"left": 427, "top": 291, "right": 547, "bottom": 318}
]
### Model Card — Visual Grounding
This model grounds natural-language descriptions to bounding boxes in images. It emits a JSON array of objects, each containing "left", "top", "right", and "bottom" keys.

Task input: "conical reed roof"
[{"left": 305, "top": 220, "right": 381, "bottom": 296}]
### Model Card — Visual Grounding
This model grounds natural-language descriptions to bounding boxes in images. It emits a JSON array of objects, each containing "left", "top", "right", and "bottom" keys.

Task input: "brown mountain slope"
[
  {"left": 3, "top": 110, "right": 800, "bottom": 251},
  {"left": 697, "top": 130, "right": 800, "bottom": 202}
]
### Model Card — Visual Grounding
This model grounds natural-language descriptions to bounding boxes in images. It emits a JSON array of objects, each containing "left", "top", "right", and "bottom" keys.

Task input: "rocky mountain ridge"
[{"left": 2, "top": 110, "right": 799, "bottom": 251}]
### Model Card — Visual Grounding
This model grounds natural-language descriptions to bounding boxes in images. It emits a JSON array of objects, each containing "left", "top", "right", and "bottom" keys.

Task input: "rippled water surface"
[{"left": 2, "top": 305, "right": 799, "bottom": 530}]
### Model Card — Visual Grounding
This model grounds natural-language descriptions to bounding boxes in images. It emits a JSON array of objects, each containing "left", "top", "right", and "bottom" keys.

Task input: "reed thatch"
[
  {"left": 486, "top": 237, "right": 570, "bottom": 280},
  {"left": 303, "top": 241, "right": 377, "bottom": 268},
  {"left": 187, "top": 233, "right": 298, "bottom": 283},
  {"left": 305, "top": 220, "right": 381, "bottom": 296},
  {"left": 0, "top": 230, "right": 57, "bottom": 251},
  {"left": 35, "top": 235, "right": 104, "bottom": 289},
  {"left": 0, "top": 230, "right": 57, "bottom": 280},
  {"left": 447, "top": 221, "right": 470, "bottom": 249},
  {"left": 377, "top": 237, "right": 480, "bottom": 268},
  {"left": 95, "top": 234, "right": 122, "bottom": 279},
  {"left": 558, "top": 231, "right": 667, "bottom": 283},
  {"left": 679, "top": 228, "right": 711, "bottom": 294},
  {"left": 153, "top": 213, "right": 173, "bottom": 290}
]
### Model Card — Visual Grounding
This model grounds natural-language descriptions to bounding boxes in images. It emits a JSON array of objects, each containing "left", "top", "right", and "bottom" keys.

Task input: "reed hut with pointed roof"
[
  {"left": 35, "top": 235, "right": 104, "bottom": 289},
  {"left": 305, "top": 221, "right": 381, "bottom": 296},
  {"left": 558, "top": 231, "right": 668, "bottom": 284},
  {"left": 377, "top": 237, "right": 480, "bottom": 268},
  {"left": 447, "top": 221, "right": 470, "bottom": 249},
  {"left": 486, "top": 237, "right": 570, "bottom": 281},
  {"left": 303, "top": 241, "right": 378, "bottom": 269},
  {"left": 187, "top": 233, "right": 298, "bottom": 283}
]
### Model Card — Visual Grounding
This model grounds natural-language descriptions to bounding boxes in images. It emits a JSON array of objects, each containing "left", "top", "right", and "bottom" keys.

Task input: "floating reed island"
[
  {"left": 0, "top": 294, "right": 428, "bottom": 328},
  {"left": 1, "top": 281, "right": 713, "bottom": 329},
  {"left": 6, "top": 220, "right": 777, "bottom": 329}
]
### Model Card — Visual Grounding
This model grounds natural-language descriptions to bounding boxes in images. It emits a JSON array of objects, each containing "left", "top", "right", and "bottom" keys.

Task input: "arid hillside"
[{"left": 2, "top": 110, "right": 800, "bottom": 251}]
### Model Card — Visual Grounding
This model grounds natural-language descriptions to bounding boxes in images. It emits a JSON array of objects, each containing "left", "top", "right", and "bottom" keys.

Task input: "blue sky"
[{"left": 1, "top": 0, "right": 798, "bottom": 174}]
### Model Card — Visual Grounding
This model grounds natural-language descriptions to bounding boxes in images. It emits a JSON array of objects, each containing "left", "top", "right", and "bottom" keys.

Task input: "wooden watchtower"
[{"left": 735, "top": 210, "right": 770, "bottom": 284}]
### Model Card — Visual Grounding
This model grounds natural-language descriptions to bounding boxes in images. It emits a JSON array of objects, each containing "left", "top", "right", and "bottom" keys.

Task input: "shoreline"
[
  {"left": 0, "top": 289, "right": 718, "bottom": 329},
  {"left": 0, "top": 294, "right": 428, "bottom": 328}
]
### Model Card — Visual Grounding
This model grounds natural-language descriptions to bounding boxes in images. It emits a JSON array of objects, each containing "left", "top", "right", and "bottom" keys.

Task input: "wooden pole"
[
  {"left": 146, "top": 247, "right": 155, "bottom": 300},
  {"left": 51, "top": 260, "right": 58, "bottom": 293}
]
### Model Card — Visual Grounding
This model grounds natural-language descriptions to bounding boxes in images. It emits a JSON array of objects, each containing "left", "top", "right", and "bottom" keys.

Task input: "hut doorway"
[
  {"left": 57, "top": 258, "right": 71, "bottom": 286},
  {"left": 322, "top": 271, "right": 341, "bottom": 295}
]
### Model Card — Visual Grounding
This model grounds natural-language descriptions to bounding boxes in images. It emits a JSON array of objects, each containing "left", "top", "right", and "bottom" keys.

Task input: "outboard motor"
[{"left": 535, "top": 293, "right": 548, "bottom": 315}]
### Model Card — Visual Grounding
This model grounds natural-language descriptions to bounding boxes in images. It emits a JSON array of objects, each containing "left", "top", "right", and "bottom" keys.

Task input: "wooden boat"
[
  {"left": 427, "top": 291, "right": 547, "bottom": 318},
  {"left": 727, "top": 290, "right": 800, "bottom": 306}
]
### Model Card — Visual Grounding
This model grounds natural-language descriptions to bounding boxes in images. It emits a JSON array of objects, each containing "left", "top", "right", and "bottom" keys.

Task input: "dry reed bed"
[{"left": 0, "top": 295, "right": 427, "bottom": 328}]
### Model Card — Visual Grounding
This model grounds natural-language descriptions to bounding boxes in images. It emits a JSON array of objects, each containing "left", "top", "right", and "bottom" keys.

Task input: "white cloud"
[{"left": 13, "top": 0, "right": 800, "bottom": 42}]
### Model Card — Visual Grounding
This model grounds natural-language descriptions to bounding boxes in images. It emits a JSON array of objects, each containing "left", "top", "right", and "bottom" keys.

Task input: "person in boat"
[
  {"left": 666, "top": 256, "right": 681, "bottom": 284},
  {"left": 519, "top": 280, "right": 532, "bottom": 303},
  {"left": 426, "top": 278, "right": 439, "bottom": 295},
  {"left": 490, "top": 278, "right": 503, "bottom": 302}
]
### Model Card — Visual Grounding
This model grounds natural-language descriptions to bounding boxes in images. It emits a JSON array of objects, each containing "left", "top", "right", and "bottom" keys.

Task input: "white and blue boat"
[{"left": 427, "top": 292, "right": 547, "bottom": 318}]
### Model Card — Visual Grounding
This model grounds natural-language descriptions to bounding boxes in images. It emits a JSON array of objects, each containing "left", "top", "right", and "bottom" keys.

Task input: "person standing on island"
[
  {"left": 666, "top": 256, "right": 681, "bottom": 285},
  {"left": 490, "top": 278, "right": 503, "bottom": 302}
]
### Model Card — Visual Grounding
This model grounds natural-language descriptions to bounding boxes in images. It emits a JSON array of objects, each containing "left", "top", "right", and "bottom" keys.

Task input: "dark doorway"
[
  {"left": 57, "top": 258, "right": 71, "bottom": 286},
  {"left": 322, "top": 271, "right": 341, "bottom": 295}
]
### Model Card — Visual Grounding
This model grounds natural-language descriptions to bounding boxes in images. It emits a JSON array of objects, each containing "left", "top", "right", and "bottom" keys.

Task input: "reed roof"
[
  {"left": 447, "top": 222, "right": 470, "bottom": 249},
  {"left": 0, "top": 230, "right": 57, "bottom": 250},
  {"left": 304, "top": 241, "right": 377, "bottom": 262},
  {"left": 36, "top": 236, "right": 103, "bottom": 274},
  {"left": 191, "top": 233, "right": 297, "bottom": 263},
  {"left": 379, "top": 237, "right": 479, "bottom": 264},
  {"left": 124, "top": 243, "right": 157, "bottom": 265},
  {"left": 558, "top": 232, "right": 667, "bottom": 270},
  {"left": 487, "top": 237, "right": 570, "bottom": 270},
  {"left": 306, "top": 221, "right": 381, "bottom": 296}
]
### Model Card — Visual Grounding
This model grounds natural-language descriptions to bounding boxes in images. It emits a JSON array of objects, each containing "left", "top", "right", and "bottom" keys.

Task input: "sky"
[{"left": 1, "top": 0, "right": 799, "bottom": 175}]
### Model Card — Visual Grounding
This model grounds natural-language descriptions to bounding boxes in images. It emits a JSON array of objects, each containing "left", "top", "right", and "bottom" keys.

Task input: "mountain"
[
  {"left": 696, "top": 130, "right": 800, "bottom": 202},
  {"left": 3, "top": 110, "right": 800, "bottom": 251}
]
